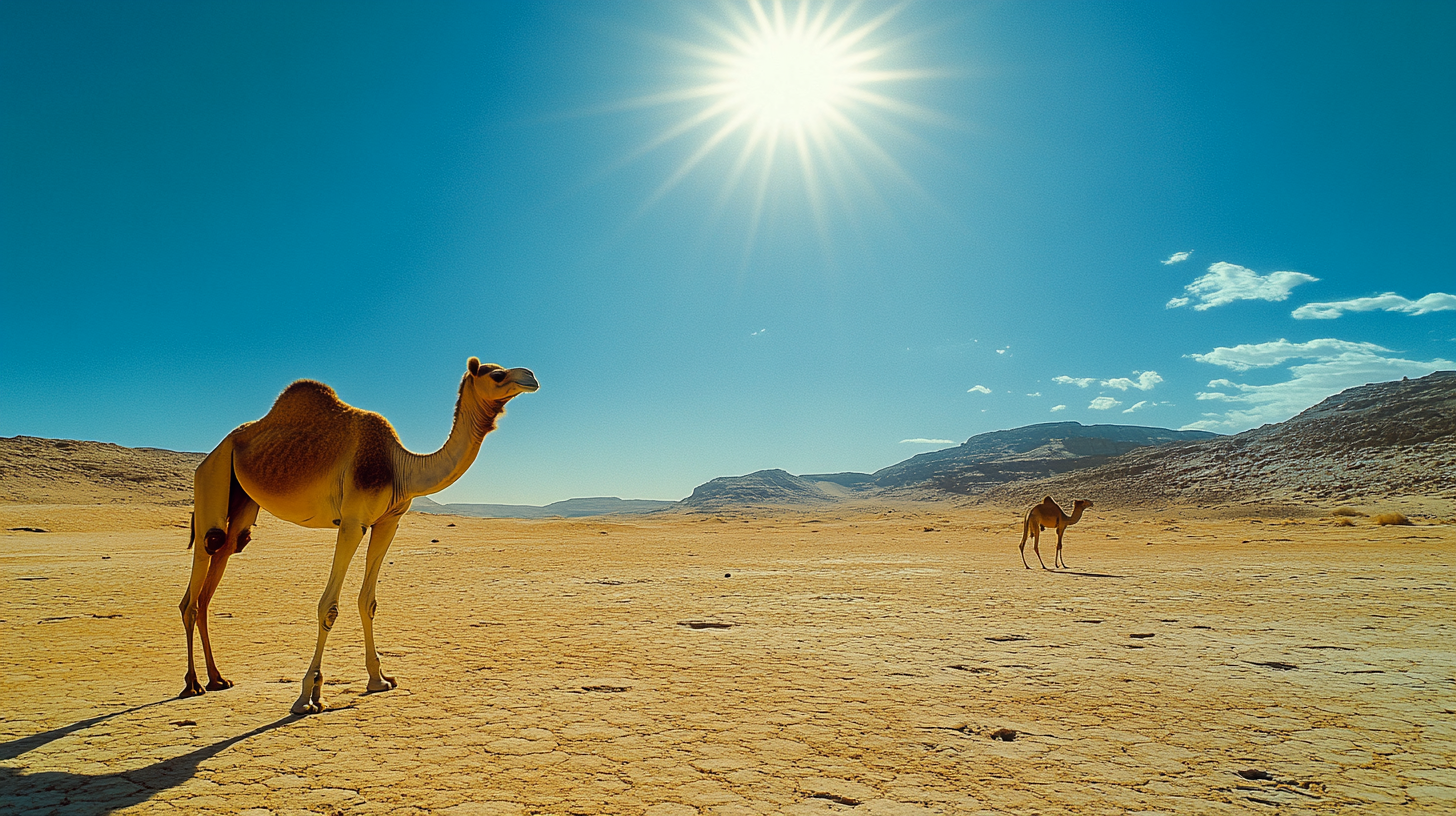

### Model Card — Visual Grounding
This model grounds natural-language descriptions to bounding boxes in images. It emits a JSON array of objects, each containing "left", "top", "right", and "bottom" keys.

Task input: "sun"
[
  {"left": 614, "top": 0, "right": 948, "bottom": 245},
  {"left": 722, "top": 12, "right": 852, "bottom": 129}
]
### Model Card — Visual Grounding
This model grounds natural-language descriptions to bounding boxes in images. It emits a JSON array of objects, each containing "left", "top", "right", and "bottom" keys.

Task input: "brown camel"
[
  {"left": 1019, "top": 495, "right": 1093, "bottom": 570},
  {"left": 180, "top": 357, "right": 538, "bottom": 714}
]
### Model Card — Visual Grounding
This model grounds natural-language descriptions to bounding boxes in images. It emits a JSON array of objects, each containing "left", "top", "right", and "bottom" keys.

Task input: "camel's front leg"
[
  {"left": 1054, "top": 528, "right": 1068, "bottom": 569},
  {"left": 293, "top": 522, "right": 365, "bottom": 715},
  {"left": 358, "top": 514, "right": 401, "bottom": 692}
]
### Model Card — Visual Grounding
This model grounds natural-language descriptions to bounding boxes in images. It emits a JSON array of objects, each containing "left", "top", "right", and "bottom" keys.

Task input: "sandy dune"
[{"left": 3, "top": 504, "right": 1454, "bottom": 815}]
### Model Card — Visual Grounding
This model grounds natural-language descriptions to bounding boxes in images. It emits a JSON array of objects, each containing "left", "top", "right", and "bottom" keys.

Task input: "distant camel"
[
  {"left": 180, "top": 357, "right": 538, "bottom": 714},
  {"left": 1019, "top": 495, "right": 1093, "bottom": 570}
]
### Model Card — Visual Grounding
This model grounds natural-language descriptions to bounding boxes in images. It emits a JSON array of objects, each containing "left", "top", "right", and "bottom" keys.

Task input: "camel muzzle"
[{"left": 509, "top": 369, "right": 540, "bottom": 392}]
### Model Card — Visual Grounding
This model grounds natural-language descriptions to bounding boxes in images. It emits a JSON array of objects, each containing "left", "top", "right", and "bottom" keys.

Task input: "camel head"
[
  {"left": 466, "top": 356, "right": 539, "bottom": 403},
  {"left": 1073, "top": 499, "right": 1094, "bottom": 512}
]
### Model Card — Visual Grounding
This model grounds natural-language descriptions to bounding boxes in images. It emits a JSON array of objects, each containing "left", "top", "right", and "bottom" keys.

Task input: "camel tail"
[
  {"left": 1019, "top": 508, "right": 1032, "bottom": 545},
  {"left": 186, "top": 512, "right": 194, "bottom": 549}
]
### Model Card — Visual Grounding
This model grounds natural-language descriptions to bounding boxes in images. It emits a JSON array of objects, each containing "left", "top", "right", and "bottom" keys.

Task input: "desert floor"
[{"left": 2, "top": 504, "right": 1454, "bottom": 815}]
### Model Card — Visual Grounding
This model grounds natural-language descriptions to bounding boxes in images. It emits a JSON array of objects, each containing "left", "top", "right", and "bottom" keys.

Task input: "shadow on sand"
[
  {"left": 1, "top": 705, "right": 301, "bottom": 815},
  {"left": 0, "top": 699, "right": 177, "bottom": 762},
  {"left": 1049, "top": 569, "right": 1125, "bottom": 578}
]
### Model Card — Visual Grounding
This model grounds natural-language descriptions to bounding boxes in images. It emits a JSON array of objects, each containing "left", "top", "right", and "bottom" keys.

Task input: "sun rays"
[{"left": 619, "top": 0, "right": 950, "bottom": 249}]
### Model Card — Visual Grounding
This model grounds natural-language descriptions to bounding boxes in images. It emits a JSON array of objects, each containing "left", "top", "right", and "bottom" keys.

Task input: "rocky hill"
[
  {"left": 985, "top": 371, "right": 1456, "bottom": 510},
  {"left": 676, "top": 422, "right": 1215, "bottom": 509},
  {"left": 0, "top": 436, "right": 204, "bottom": 505},
  {"left": 677, "top": 469, "right": 849, "bottom": 511},
  {"left": 867, "top": 422, "right": 1216, "bottom": 494}
]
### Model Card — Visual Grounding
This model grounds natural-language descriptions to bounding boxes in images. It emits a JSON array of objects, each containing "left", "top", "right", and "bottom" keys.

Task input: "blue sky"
[{"left": 3, "top": 0, "right": 1453, "bottom": 504}]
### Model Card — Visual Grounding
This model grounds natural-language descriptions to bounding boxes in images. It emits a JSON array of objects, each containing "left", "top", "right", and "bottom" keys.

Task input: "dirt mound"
[{"left": 0, "top": 436, "right": 203, "bottom": 505}]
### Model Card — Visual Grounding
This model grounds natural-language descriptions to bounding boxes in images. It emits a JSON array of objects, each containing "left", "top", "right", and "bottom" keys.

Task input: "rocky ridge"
[
  {"left": 677, "top": 422, "right": 1218, "bottom": 510},
  {"left": 986, "top": 370, "right": 1456, "bottom": 511}
]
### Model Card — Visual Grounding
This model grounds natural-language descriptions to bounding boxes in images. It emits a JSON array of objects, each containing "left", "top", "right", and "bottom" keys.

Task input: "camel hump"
[
  {"left": 273, "top": 380, "right": 348, "bottom": 412},
  {"left": 1042, "top": 495, "right": 1055, "bottom": 504},
  {"left": 231, "top": 380, "right": 355, "bottom": 492}
]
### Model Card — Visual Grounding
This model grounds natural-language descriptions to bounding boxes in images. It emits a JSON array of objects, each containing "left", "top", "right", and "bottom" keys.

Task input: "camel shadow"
[
  {"left": 0, "top": 699, "right": 175, "bottom": 761},
  {"left": 1, "top": 712, "right": 300, "bottom": 815},
  {"left": 1049, "top": 569, "right": 1125, "bottom": 579}
]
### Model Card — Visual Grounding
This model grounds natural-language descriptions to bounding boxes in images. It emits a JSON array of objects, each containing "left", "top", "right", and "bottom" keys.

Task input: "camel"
[
  {"left": 180, "top": 357, "right": 538, "bottom": 714},
  {"left": 1019, "top": 495, "right": 1093, "bottom": 570}
]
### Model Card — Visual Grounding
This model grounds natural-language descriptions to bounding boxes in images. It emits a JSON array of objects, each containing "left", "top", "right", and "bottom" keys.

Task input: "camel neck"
[{"left": 399, "top": 382, "right": 503, "bottom": 500}]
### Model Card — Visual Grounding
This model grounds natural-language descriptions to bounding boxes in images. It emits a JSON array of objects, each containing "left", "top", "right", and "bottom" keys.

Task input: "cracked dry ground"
[{"left": 2, "top": 507, "right": 1454, "bottom": 815}]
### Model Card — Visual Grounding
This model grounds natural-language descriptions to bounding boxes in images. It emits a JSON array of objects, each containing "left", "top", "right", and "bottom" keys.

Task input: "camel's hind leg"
[
  {"left": 181, "top": 439, "right": 234, "bottom": 698},
  {"left": 196, "top": 482, "right": 259, "bottom": 691},
  {"left": 1019, "top": 515, "right": 1035, "bottom": 569}
]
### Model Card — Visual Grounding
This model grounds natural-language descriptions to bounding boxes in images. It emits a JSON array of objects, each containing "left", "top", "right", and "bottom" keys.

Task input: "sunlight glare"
[
  {"left": 727, "top": 19, "right": 848, "bottom": 128},
  {"left": 612, "top": 0, "right": 948, "bottom": 249}
]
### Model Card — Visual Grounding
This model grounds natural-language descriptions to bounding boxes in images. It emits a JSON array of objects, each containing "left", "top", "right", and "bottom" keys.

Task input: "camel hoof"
[
  {"left": 206, "top": 678, "right": 233, "bottom": 691},
  {"left": 367, "top": 675, "right": 397, "bottom": 692},
  {"left": 291, "top": 700, "right": 323, "bottom": 715},
  {"left": 180, "top": 674, "right": 206, "bottom": 698}
]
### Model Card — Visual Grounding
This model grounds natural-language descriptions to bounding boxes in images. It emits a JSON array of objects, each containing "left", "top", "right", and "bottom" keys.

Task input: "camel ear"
[{"left": 468, "top": 357, "right": 481, "bottom": 376}]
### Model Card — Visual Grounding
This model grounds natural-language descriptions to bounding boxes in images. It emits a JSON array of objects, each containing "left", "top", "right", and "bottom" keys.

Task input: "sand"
[{"left": 2, "top": 504, "right": 1454, "bottom": 815}]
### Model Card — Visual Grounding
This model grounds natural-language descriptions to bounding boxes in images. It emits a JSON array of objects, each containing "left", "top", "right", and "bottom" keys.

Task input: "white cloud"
[
  {"left": 1188, "top": 338, "right": 1387, "bottom": 372},
  {"left": 966, "top": 385, "right": 992, "bottom": 394},
  {"left": 1292, "top": 292, "right": 1456, "bottom": 320},
  {"left": 1053, "top": 375, "right": 1095, "bottom": 387},
  {"left": 1088, "top": 396, "right": 1122, "bottom": 410},
  {"left": 1167, "top": 262, "right": 1318, "bottom": 311},
  {"left": 1162, "top": 251, "right": 1193, "bottom": 265},
  {"left": 1181, "top": 338, "right": 1453, "bottom": 431},
  {"left": 1050, "top": 404, "right": 1066, "bottom": 412},
  {"left": 1122, "top": 400, "right": 1150, "bottom": 413},
  {"left": 900, "top": 438, "right": 956, "bottom": 445},
  {"left": 1026, "top": 391, "right": 1041, "bottom": 397},
  {"left": 750, "top": 328, "right": 767, "bottom": 336},
  {"left": 1101, "top": 371, "right": 1163, "bottom": 391}
]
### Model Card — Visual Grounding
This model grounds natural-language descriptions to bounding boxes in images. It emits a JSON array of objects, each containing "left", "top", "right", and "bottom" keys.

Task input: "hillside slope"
[
  {"left": 985, "top": 371, "right": 1456, "bottom": 510},
  {"left": 0, "top": 436, "right": 203, "bottom": 504},
  {"left": 869, "top": 422, "right": 1217, "bottom": 495},
  {"left": 677, "top": 422, "right": 1215, "bottom": 509}
]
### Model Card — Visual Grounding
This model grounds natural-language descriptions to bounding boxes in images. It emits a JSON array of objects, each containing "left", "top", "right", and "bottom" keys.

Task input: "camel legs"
[
  {"left": 181, "top": 442, "right": 235, "bottom": 698},
  {"left": 195, "top": 494, "right": 259, "bottom": 691},
  {"left": 293, "top": 521, "right": 366, "bottom": 715},
  {"left": 181, "top": 542, "right": 213, "bottom": 698},
  {"left": 358, "top": 515, "right": 401, "bottom": 693},
  {"left": 1029, "top": 528, "right": 1049, "bottom": 570},
  {"left": 1020, "top": 531, "right": 1046, "bottom": 569},
  {"left": 1054, "top": 527, "right": 1069, "bottom": 569}
]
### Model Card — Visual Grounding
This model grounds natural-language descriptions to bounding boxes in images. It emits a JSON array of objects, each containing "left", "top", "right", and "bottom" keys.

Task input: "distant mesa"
[{"left": 410, "top": 495, "right": 677, "bottom": 519}]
